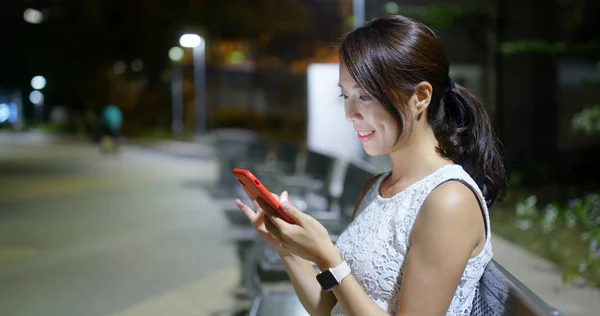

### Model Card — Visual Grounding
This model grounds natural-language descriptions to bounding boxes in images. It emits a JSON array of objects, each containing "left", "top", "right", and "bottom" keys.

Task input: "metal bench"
[
  {"left": 211, "top": 128, "right": 259, "bottom": 200},
  {"left": 219, "top": 143, "right": 344, "bottom": 292},
  {"left": 248, "top": 291, "right": 309, "bottom": 316},
  {"left": 274, "top": 150, "right": 337, "bottom": 213},
  {"left": 272, "top": 140, "right": 302, "bottom": 175},
  {"left": 220, "top": 138, "right": 274, "bottom": 226},
  {"left": 243, "top": 235, "right": 340, "bottom": 298},
  {"left": 471, "top": 261, "right": 562, "bottom": 316},
  {"left": 249, "top": 259, "right": 562, "bottom": 316}
]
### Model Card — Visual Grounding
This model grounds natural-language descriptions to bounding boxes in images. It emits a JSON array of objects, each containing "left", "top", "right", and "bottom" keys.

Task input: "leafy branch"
[
  {"left": 391, "top": 3, "right": 489, "bottom": 29},
  {"left": 572, "top": 104, "right": 600, "bottom": 136},
  {"left": 500, "top": 40, "right": 600, "bottom": 55}
]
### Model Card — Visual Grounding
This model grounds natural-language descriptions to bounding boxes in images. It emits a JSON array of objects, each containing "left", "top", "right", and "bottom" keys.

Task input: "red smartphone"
[{"left": 232, "top": 168, "right": 298, "bottom": 224}]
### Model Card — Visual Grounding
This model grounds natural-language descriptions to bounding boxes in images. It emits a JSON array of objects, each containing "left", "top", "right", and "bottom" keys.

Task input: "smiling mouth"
[{"left": 358, "top": 131, "right": 375, "bottom": 136}]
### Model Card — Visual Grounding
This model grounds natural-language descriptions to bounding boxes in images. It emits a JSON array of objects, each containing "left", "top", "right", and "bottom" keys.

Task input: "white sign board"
[{"left": 306, "top": 63, "right": 365, "bottom": 162}]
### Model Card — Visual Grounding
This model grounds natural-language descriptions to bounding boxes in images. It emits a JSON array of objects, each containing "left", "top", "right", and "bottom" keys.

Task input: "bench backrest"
[
  {"left": 338, "top": 160, "right": 378, "bottom": 221},
  {"left": 273, "top": 140, "right": 302, "bottom": 174},
  {"left": 305, "top": 151, "right": 336, "bottom": 183},
  {"left": 214, "top": 130, "right": 259, "bottom": 191},
  {"left": 247, "top": 257, "right": 562, "bottom": 316},
  {"left": 472, "top": 260, "right": 562, "bottom": 316}
]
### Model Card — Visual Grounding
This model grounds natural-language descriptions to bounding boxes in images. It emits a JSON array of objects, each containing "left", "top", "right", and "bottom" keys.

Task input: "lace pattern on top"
[{"left": 330, "top": 164, "right": 493, "bottom": 316}]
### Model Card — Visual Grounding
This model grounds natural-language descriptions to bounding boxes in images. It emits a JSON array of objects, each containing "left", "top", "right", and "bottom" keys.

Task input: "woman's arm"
[
  {"left": 315, "top": 252, "right": 395, "bottom": 316},
  {"left": 276, "top": 172, "right": 380, "bottom": 316},
  {"left": 236, "top": 196, "right": 337, "bottom": 315},
  {"left": 395, "top": 181, "right": 485, "bottom": 315},
  {"left": 316, "top": 181, "right": 484, "bottom": 316},
  {"left": 286, "top": 173, "right": 383, "bottom": 315},
  {"left": 279, "top": 253, "right": 338, "bottom": 316},
  {"left": 277, "top": 173, "right": 384, "bottom": 315}
]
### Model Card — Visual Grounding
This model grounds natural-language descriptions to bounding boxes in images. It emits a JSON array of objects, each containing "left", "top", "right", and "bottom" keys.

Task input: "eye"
[
  {"left": 359, "top": 94, "right": 372, "bottom": 101},
  {"left": 339, "top": 93, "right": 349, "bottom": 100}
]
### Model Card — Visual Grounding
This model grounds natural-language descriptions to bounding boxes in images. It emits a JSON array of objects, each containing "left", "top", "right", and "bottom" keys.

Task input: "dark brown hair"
[{"left": 339, "top": 15, "right": 507, "bottom": 207}]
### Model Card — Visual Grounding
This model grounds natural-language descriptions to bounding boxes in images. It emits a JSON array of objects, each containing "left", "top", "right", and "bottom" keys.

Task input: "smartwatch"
[{"left": 316, "top": 261, "right": 351, "bottom": 292}]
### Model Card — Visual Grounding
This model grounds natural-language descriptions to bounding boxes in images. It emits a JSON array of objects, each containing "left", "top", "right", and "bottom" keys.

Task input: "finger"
[
  {"left": 236, "top": 199, "right": 258, "bottom": 222},
  {"left": 254, "top": 210, "right": 266, "bottom": 226},
  {"left": 270, "top": 192, "right": 280, "bottom": 200},
  {"left": 264, "top": 215, "right": 283, "bottom": 241},
  {"left": 251, "top": 199, "right": 262, "bottom": 212},
  {"left": 257, "top": 198, "right": 293, "bottom": 233},
  {"left": 279, "top": 193, "right": 305, "bottom": 225},
  {"left": 270, "top": 215, "right": 293, "bottom": 230},
  {"left": 256, "top": 198, "right": 278, "bottom": 220}
]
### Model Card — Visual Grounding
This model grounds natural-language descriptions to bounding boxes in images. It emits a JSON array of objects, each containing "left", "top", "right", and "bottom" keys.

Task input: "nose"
[{"left": 344, "top": 100, "right": 362, "bottom": 122}]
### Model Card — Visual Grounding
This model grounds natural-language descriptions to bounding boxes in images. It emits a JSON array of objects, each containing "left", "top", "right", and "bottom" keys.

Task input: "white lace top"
[{"left": 331, "top": 164, "right": 493, "bottom": 316}]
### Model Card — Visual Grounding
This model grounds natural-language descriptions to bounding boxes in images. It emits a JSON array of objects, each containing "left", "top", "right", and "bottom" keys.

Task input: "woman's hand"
[
  {"left": 257, "top": 191, "right": 341, "bottom": 269},
  {"left": 235, "top": 193, "right": 289, "bottom": 255}
]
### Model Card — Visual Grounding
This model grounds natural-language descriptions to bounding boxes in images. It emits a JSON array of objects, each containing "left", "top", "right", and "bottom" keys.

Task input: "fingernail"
[{"left": 280, "top": 200, "right": 291, "bottom": 210}]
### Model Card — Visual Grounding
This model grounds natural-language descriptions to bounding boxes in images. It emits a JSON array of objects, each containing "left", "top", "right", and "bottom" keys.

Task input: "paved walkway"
[{"left": 492, "top": 236, "right": 600, "bottom": 316}]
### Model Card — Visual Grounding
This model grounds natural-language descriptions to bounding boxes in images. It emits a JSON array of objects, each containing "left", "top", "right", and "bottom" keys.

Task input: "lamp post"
[
  {"left": 352, "top": 0, "right": 365, "bottom": 28},
  {"left": 179, "top": 33, "right": 206, "bottom": 136},
  {"left": 168, "top": 46, "right": 184, "bottom": 136}
]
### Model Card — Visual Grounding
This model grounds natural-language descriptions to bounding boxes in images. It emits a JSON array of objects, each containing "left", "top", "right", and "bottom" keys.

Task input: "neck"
[{"left": 387, "top": 127, "right": 451, "bottom": 185}]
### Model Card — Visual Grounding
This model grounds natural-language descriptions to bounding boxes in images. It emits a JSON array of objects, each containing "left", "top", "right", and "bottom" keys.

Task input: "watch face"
[{"left": 317, "top": 270, "right": 338, "bottom": 291}]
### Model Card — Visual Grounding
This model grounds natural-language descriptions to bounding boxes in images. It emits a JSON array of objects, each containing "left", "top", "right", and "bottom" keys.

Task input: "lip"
[{"left": 356, "top": 130, "right": 375, "bottom": 142}]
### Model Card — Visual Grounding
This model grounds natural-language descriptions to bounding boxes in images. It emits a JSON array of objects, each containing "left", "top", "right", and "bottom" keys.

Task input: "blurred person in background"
[
  {"left": 236, "top": 15, "right": 508, "bottom": 316},
  {"left": 98, "top": 103, "right": 123, "bottom": 154}
]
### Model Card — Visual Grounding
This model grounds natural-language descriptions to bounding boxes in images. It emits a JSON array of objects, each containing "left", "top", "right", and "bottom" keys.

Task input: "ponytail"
[{"left": 431, "top": 82, "right": 508, "bottom": 207}]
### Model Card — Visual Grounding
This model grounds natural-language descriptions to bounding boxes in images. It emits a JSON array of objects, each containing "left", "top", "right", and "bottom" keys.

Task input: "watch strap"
[
  {"left": 317, "top": 261, "right": 351, "bottom": 291},
  {"left": 330, "top": 261, "right": 351, "bottom": 283}
]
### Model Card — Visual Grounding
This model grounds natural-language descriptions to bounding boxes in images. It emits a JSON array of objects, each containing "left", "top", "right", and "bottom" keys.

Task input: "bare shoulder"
[
  {"left": 411, "top": 181, "right": 484, "bottom": 246},
  {"left": 423, "top": 181, "right": 483, "bottom": 218}
]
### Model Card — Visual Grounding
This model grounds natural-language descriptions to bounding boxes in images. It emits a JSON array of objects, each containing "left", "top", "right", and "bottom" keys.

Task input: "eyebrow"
[{"left": 338, "top": 83, "right": 362, "bottom": 89}]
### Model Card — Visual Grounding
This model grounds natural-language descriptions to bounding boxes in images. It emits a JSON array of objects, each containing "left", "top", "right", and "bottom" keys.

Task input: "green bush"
[
  {"left": 514, "top": 193, "right": 600, "bottom": 285},
  {"left": 572, "top": 104, "right": 600, "bottom": 135}
]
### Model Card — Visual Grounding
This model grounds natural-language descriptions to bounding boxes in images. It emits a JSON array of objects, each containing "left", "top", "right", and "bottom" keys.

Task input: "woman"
[{"left": 236, "top": 15, "right": 507, "bottom": 316}]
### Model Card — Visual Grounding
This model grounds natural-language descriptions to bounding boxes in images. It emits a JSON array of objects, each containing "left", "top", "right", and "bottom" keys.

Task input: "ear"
[{"left": 410, "top": 81, "right": 433, "bottom": 115}]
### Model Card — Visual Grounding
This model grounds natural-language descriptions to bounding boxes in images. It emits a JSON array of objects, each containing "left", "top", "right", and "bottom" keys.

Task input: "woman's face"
[{"left": 339, "top": 63, "right": 400, "bottom": 156}]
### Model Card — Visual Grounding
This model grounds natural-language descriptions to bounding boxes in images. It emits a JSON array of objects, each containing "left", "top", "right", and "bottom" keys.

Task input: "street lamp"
[
  {"left": 31, "top": 76, "right": 46, "bottom": 90},
  {"left": 179, "top": 33, "right": 207, "bottom": 136},
  {"left": 30, "top": 75, "right": 46, "bottom": 124},
  {"left": 168, "top": 47, "right": 184, "bottom": 62},
  {"left": 23, "top": 8, "right": 43, "bottom": 24},
  {"left": 168, "top": 46, "right": 184, "bottom": 136}
]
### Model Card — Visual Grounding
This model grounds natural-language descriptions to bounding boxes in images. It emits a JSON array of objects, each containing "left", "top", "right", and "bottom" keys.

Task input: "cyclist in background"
[{"left": 99, "top": 104, "right": 123, "bottom": 154}]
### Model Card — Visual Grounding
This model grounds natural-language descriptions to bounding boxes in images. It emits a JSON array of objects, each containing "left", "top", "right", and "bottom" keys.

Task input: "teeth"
[{"left": 359, "top": 131, "right": 374, "bottom": 136}]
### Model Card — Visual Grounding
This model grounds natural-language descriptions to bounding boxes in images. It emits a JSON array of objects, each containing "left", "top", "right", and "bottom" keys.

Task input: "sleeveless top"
[{"left": 331, "top": 164, "right": 493, "bottom": 316}]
